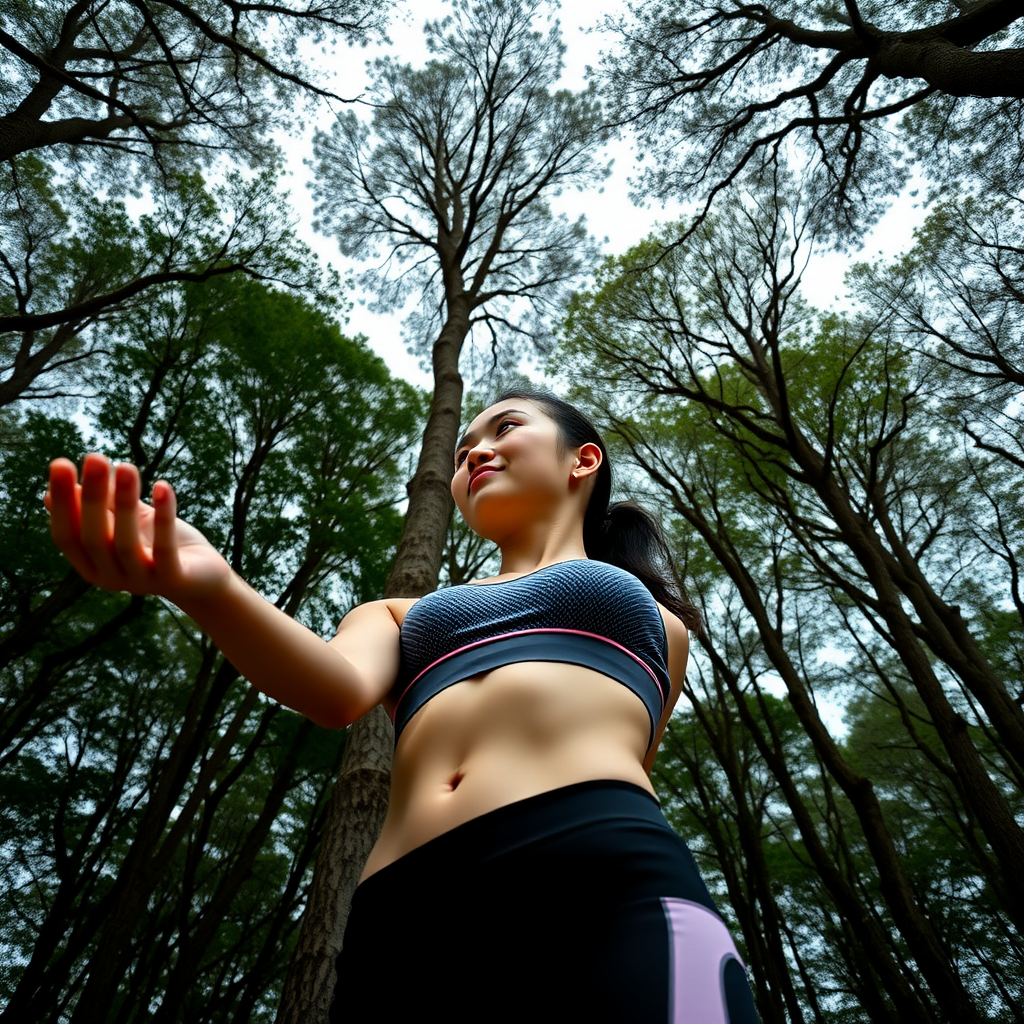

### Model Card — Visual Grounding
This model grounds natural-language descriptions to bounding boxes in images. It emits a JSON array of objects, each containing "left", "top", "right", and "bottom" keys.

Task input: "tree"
[
  {"left": 559, "top": 183, "right": 1023, "bottom": 1020},
  {"left": 277, "top": 3, "right": 610, "bottom": 1020},
  {"left": 598, "top": 0, "right": 1024, "bottom": 236},
  {"left": 0, "top": 0, "right": 390, "bottom": 170},
  {"left": 0, "top": 274, "right": 422, "bottom": 1022},
  {"left": 0, "top": 156, "right": 319, "bottom": 401}
]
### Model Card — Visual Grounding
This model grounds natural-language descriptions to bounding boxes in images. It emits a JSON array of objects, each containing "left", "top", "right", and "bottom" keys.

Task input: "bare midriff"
[{"left": 359, "top": 657, "right": 656, "bottom": 882}]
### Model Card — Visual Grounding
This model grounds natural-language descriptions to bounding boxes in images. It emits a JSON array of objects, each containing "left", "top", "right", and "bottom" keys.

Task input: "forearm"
[
  {"left": 176, "top": 573, "right": 368, "bottom": 729},
  {"left": 46, "top": 456, "right": 385, "bottom": 726}
]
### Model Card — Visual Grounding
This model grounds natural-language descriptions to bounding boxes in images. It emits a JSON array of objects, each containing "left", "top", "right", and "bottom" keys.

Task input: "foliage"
[
  {"left": 598, "top": 0, "right": 1024, "bottom": 238},
  {"left": 0, "top": 273, "right": 423, "bottom": 1023},
  {"left": 0, "top": 154, "right": 325, "bottom": 398}
]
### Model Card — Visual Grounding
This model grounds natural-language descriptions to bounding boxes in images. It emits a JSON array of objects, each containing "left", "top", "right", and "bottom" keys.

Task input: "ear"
[{"left": 571, "top": 442, "right": 602, "bottom": 482}]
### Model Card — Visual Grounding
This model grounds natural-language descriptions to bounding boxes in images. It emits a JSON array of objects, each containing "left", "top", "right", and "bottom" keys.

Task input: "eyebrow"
[{"left": 455, "top": 409, "right": 530, "bottom": 456}]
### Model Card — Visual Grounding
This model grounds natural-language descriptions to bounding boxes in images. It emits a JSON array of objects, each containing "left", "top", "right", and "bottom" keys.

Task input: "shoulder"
[
  {"left": 334, "top": 596, "right": 419, "bottom": 632},
  {"left": 656, "top": 602, "right": 690, "bottom": 643},
  {"left": 328, "top": 598, "right": 418, "bottom": 702}
]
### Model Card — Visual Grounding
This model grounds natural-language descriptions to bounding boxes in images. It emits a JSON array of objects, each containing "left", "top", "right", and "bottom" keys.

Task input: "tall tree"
[
  {"left": 277, "top": 3, "right": 610, "bottom": 1020},
  {"left": 559, "top": 182, "right": 1023, "bottom": 1020},
  {"left": 0, "top": 275, "right": 422, "bottom": 1022},
  {"left": 598, "top": 0, "right": 1024, "bottom": 236}
]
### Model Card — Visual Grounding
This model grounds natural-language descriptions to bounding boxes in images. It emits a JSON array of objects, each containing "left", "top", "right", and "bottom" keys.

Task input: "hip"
[{"left": 335, "top": 780, "right": 760, "bottom": 1023}]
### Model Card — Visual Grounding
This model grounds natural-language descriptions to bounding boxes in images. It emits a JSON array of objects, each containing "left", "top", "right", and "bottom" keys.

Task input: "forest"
[{"left": 1, "top": 1, "right": 1021, "bottom": 1022}]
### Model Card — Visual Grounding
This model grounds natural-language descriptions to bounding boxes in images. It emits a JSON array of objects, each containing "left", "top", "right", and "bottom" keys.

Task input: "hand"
[{"left": 45, "top": 454, "right": 232, "bottom": 605}]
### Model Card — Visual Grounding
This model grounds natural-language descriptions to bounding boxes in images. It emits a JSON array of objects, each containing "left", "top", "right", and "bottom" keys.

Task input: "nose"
[{"left": 466, "top": 444, "right": 494, "bottom": 475}]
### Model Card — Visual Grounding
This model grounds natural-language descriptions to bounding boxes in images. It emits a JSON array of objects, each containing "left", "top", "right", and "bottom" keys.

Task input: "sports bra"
[{"left": 390, "top": 559, "right": 671, "bottom": 749}]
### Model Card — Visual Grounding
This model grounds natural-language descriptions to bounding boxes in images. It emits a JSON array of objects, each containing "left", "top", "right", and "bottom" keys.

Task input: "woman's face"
[{"left": 451, "top": 399, "right": 578, "bottom": 540}]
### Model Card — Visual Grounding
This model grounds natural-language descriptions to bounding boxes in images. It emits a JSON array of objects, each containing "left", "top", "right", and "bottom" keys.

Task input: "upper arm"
[
  {"left": 643, "top": 607, "right": 690, "bottom": 774},
  {"left": 327, "top": 599, "right": 402, "bottom": 720}
]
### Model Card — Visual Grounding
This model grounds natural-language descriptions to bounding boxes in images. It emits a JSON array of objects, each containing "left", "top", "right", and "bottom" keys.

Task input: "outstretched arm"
[{"left": 46, "top": 454, "right": 398, "bottom": 728}]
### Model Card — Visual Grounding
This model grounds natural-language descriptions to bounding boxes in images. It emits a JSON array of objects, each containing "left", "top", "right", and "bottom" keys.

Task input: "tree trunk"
[
  {"left": 621, "top": 434, "right": 975, "bottom": 1022},
  {"left": 275, "top": 302, "right": 470, "bottom": 1024}
]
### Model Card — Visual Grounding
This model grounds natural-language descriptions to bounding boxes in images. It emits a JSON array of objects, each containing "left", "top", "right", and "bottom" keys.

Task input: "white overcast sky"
[{"left": 277, "top": 0, "right": 925, "bottom": 390}]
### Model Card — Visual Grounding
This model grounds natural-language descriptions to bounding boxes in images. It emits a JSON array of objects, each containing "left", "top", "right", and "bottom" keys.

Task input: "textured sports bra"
[{"left": 390, "top": 559, "right": 671, "bottom": 749}]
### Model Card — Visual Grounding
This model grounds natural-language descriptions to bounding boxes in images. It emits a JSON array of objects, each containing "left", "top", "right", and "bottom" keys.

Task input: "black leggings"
[{"left": 332, "top": 780, "right": 760, "bottom": 1023}]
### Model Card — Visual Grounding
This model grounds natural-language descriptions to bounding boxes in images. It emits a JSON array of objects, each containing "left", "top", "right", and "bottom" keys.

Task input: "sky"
[{"left": 277, "top": 0, "right": 926, "bottom": 392}]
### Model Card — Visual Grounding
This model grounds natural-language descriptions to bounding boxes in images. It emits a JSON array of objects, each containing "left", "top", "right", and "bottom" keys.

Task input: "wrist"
[{"left": 172, "top": 567, "right": 243, "bottom": 625}]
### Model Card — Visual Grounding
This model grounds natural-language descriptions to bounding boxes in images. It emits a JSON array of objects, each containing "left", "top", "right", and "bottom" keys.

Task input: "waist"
[
  {"left": 364, "top": 662, "right": 658, "bottom": 879},
  {"left": 357, "top": 780, "right": 669, "bottom": 893}
]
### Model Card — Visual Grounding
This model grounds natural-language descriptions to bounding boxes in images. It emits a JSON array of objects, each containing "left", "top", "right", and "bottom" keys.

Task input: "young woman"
[{"left": 46, "top": 388, "right": 760, "bottom": 1023}]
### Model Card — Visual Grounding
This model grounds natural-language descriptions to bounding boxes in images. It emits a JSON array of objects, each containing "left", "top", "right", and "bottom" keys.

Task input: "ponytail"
[
  {"left": 584, "top": 500, "right": 701, "bottom": 633},
  {"left": 490, "top": 387, "right": 702, "bottom": 634}
]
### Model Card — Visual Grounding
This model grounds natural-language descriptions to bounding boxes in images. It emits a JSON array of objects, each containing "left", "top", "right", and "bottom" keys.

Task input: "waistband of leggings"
[{"left": 355, "top": 779, "right": 669, "bottom": 896}]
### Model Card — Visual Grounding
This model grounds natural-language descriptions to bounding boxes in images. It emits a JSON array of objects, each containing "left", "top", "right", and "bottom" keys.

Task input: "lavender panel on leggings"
[{"left": 661, "top": 897, "right": 747, "bottom": 1024}]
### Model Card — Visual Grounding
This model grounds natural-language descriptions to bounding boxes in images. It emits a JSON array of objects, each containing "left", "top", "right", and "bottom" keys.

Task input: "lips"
[{"left": 469, "top": 467, "right": 500, "bottom": 492}]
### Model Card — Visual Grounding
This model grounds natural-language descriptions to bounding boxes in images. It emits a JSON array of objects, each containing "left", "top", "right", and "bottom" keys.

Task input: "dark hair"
[{"left": 489, "top": 387, "right": 701, "bottom": 633}]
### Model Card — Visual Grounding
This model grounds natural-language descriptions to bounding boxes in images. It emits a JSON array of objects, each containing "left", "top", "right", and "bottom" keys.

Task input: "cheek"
[{"left": 451, "top": 470, "right": 471, "bottom": 514}]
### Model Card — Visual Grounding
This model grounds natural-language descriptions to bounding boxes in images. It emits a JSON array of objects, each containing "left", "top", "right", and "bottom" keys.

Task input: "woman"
[{"left": 46, "top": 388, "right": 759, "bottom": 1023}]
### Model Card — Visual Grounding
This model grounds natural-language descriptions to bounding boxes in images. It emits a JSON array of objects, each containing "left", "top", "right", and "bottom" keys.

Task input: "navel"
[{"left": 447, "top": 769, "right": 465, "bottom": 792}]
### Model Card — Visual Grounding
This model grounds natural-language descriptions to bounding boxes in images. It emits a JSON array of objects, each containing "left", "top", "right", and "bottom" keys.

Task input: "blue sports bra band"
[{"left": 391, "top": 628, "right": 666, "bottom": 746}]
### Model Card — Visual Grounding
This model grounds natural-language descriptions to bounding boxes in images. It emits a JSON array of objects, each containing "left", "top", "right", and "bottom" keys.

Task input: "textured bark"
[
  {"left": 274, "top": 708, "right": 393, "bottom": 1024},
  {"left": 874, "top": 39, "right": 1024, "bottom": 98},
  {"left": 386, "top": 319, "right": 468, "bottom": 598},
  {"left": 765, "top": 0, "right": 1024, "bottom": 99},
  {"left": 275, "top": 308, "right": 468, "bottom": 1024}
]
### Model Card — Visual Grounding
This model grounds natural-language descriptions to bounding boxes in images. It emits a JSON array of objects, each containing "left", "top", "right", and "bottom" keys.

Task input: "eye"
[{"left": 454, "top": 420, "right": 518, "bottom": 469}]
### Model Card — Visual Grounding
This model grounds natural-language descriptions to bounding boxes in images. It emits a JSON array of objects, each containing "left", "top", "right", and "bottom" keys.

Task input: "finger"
[
  {"left": 151, "top": 480, "right": 182, "bottom": 580},
  {"left": 79, "top": 453, "right": 119, "bottom": 580},
  {"left": 112, "top": 463, "right": 148, "bottom": 584},
  {"left": 47, "top": 458, "right": 97, "bottom": 581}
]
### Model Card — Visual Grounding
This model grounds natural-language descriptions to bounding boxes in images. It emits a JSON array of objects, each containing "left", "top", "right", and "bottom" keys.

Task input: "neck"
[{"left": 494, "top": 513, "right": 589, "bottom": 576}]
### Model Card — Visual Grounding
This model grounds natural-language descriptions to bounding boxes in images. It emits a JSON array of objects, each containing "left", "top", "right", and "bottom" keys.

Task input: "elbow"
[
  {"left": 310, "top": 708, "right": 353, "bottom": 730},
  {"left": 308, "top": 691, "right": 382, "bottom": 732}
]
